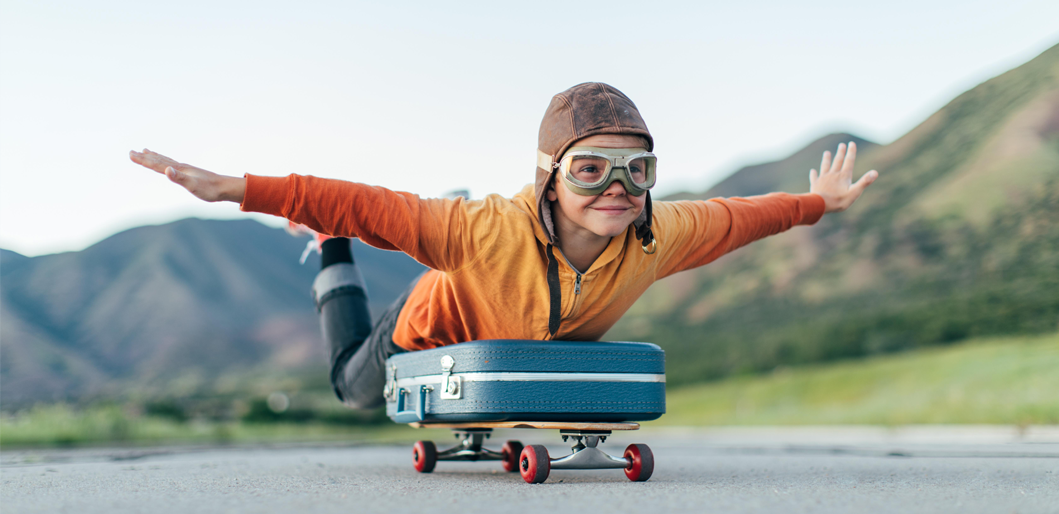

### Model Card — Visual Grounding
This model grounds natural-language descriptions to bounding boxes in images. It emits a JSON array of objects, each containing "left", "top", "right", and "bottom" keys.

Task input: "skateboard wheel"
[
  {"left": 623, "top": 444, "right": 653, "bottom": 482},
  {"left": 501, "top": 440, "right": 524, "bottom": 473},
  {"left": 413, "top": 440, "right": 437, "bottom": 473},
  {"left": 519, "top": 444, "right": 550, "bottom": 484}
]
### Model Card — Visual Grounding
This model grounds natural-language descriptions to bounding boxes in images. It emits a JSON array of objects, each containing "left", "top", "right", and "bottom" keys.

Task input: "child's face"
[{"left": 546, "top": 134, "right": 649, "bottom": 240}]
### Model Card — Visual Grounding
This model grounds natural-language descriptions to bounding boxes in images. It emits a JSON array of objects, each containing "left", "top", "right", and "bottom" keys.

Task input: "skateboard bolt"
[{"left": 521, "top": 458, "right": 528, "bottom": 471}]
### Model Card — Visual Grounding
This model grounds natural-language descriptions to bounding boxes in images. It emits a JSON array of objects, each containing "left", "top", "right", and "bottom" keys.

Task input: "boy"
[{"left": 130, "top": 82, "right": 877, "bottom": 409}]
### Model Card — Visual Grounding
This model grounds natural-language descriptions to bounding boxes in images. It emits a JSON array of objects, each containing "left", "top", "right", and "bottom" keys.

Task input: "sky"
[{"left": 1, "top": 0, "right": 1057, "bottom": 257}]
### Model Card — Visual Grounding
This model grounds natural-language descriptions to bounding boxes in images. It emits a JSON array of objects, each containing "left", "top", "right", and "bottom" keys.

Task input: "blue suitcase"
[{"left": 383, "top": 340, "right": 666, "bottom": 424}]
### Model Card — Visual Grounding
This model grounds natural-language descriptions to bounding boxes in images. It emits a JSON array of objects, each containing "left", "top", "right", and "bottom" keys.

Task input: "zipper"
[
  {"left": 553, "top": 247, "right": 589, "bottom": 326},
  {"left": 556, "top": 248, "right": 583, "bottom": 296}
]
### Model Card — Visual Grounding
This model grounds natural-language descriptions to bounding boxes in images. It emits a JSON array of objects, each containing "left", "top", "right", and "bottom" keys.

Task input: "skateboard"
[{"left": 407, "top": 421, "right": 653, "bottom": 484}]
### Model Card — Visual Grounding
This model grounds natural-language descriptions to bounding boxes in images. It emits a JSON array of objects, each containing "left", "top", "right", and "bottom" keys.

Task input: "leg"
[
  {"left": 329, "top": 272, "right": 422, "bottom": 408},
  {"left": 312, "top": 237, "right": 422, "bottom": 408},
  {"left": 312, "top": 238, "right": 373, "bottom": 371}
]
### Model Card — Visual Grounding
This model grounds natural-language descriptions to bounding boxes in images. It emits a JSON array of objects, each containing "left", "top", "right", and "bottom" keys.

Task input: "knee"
[
  {"left": 333, "top": 385, "right": 385, "bottom": 410},
  {"left": 330, "top": 360, "right": 386, "bottom": 410}
]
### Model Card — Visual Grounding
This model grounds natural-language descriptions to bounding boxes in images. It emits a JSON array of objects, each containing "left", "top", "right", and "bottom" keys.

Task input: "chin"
[{"left": 592, "top": 224, "right": 633, "bottom": 238}]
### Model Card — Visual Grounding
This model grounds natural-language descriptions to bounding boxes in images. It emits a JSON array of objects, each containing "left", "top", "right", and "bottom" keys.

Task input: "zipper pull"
[{"left": 574, "top": 273, "right": 582, "bottom": 295}]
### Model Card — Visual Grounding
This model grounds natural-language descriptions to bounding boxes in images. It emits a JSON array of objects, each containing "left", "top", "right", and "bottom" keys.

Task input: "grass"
[
  {"left": 0, "top": 403, "right": 439, "bottom": 449},
  {"left": 656, "top": 332, "right": 1059, "bottom": 426},
  {"left": 3, "top": 333, "right": 1056, "bottom": 448}
]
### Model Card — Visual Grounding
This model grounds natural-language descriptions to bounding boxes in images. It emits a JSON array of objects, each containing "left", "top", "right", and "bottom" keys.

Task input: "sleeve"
[
  {"left": 239, "top": 173, "right": 496, "bottom": 272},
  {"left": 653, "top": 192, "right": 826, "bottom": 278}
]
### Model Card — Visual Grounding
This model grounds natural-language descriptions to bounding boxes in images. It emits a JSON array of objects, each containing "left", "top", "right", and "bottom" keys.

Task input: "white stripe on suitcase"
[{"left": 395, "top": 372, "right": 665, "bottom": 388}]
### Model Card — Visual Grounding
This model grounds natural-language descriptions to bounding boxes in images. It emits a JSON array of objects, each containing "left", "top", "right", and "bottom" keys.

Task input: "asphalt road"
[{"left": 3, "top": 427, "right": 1058, "bottom": 514}]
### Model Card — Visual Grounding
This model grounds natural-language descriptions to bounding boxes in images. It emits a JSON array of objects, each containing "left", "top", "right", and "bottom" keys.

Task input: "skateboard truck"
[
  {"left": 550, "top": 430, "right": 629, "bottom": 470},
  {"left": 436, "top": 429, "right": 504, "bottom": 462},
  {"left": 409, "top": 422, "right": 653, "bottom": 483}
]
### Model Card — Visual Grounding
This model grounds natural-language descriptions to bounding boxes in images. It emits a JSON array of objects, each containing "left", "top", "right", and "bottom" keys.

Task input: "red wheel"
[
  {"left": 501, "top": 440, "right": 524, "bottom": 472},
  {"left": 519, "top": 444, "right": 550, "bottom": 484},
  {"left": 623, "top": 444, "right": 654, "bottom": 482},
  {"left": 412, "top": 440, "right": 437, "bottom": 473}
]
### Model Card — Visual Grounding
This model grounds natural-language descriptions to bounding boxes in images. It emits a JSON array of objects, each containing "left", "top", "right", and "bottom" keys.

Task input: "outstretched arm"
[
  {"left": 129, "top": 148, "right": 491, "bottom": 272},
  {"left": 654, "top": 142, "right": 879, "bottom": 277},
  {"left": 130, "top": 149, "right": 245, "bottom": 203},
  {"left": 810, "top": 141, "right": 878, "bottom": 214}
]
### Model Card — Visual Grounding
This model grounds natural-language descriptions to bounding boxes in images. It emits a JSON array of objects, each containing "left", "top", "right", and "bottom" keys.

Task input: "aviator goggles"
[{"left": 538, "top": 146, "right": 657, "bottom": 196}]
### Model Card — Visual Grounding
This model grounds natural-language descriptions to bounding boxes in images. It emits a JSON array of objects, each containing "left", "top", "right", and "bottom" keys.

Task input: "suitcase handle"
[{"left": 395, "top": 385, "right": 432, "bottom": 422}]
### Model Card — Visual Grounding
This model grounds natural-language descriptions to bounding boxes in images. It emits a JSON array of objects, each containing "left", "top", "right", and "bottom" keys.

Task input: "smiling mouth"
[{"left": 592, "top": 206, "right": 631, "bottom": 213}]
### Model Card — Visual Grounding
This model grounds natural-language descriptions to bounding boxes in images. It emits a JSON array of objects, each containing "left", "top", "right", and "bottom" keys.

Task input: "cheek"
[
  {"left": 554, "top": 184, "right": 591, "bottom": 215},
  {"left": 564, "top": 198, "right": 595, "bottom": 217}
]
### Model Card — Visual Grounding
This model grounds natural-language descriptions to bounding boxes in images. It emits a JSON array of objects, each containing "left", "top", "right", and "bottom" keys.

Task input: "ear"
[{"left": 546, "top": 186, "right": 558, "bottom": 202}]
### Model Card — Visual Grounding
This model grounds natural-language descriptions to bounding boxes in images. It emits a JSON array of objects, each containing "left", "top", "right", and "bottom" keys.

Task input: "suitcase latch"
[
  {"left": 383, "top": 365, "right": 398, "bottom": 402},
  {"left": 439, "top": 355, "right": 461, "bottom": 400}
]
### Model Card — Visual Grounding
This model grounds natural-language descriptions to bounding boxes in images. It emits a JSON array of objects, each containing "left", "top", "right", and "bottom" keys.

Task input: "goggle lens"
[
  {"left": 568, "top": 155, "right": 612, "bottom": 185},
  {"left": 626, "top": 157, "right": 653, "bottom": 187}
]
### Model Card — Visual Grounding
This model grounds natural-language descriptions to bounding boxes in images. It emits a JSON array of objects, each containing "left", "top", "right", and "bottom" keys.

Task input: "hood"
[{"left": 534, "top": 82, "right": 656, "bottom": 250}]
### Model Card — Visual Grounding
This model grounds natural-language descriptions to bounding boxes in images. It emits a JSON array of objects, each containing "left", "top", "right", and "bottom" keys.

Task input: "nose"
[{"left": 601, "top": 179, "right": 627, "bottom": 196}]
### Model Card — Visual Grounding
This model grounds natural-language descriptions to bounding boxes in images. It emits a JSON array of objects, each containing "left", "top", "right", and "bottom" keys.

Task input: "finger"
[
  {"left": 130, "top": 150, "right": 166, "bottom": 174},
  {"left": 809, "top": 168, "right": 819, "bottom": 185},
  {"left": 820, "top": 151, "right": 832, "bottom": 176},
  {"left": 851, "top": 169, "right": 878, "bottom": 193},
  {"left": 131, "top": 149, "right": 178, "bottom": 174},
  {"left": 142, "top": 149, "right": 177, "bottom": 166},
  {"left": 830, "top": 143, "right": 846, "bottom": 174},
  {"left": 841, "top": 142, "right": 857, "bottom": 177}
]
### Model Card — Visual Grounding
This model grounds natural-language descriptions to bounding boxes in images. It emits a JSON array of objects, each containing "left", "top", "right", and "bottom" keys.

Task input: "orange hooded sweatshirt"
[{"left": 239, "top": 83, "right": 826, "bottom": 351}]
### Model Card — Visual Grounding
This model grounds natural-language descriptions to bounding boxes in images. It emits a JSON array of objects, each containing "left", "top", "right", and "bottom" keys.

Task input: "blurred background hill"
[
  {"left": 1, "top": 221, "right": 425, "bottom": 409},
  {"left": 1, "top": 43, "right": 1057, "bottom": 444}
]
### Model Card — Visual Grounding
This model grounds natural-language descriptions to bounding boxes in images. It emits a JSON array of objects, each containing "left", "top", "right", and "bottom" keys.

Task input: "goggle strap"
[{"left": 537, "top": 150, "right": 557, "bottom": 171}]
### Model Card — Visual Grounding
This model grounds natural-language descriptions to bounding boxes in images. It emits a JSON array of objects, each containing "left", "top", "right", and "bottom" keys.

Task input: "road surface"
[{"left": 3, "top": 426, "right": 1057, "bottom": 514}]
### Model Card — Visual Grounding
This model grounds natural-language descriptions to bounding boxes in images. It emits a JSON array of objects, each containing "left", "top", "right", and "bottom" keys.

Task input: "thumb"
[
  {"left": 165, "top": 166, "right": 187, "bottom": 186},
  {"left": 852, "top": 170, "right": 878, "bottom": 192}
]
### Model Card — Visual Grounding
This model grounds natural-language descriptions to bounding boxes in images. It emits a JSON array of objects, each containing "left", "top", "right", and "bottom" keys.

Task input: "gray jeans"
[{"left": 312, "top": 264, "right": 422, "bottom": 409}]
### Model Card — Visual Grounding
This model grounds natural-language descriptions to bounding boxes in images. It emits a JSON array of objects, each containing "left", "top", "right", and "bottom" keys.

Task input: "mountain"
[
  {"left": 607, "top": 42, "right": 1059, "bottom": 385},
  {"left": 0, "top": 219, "right": 425, "bottom": 408},
  {"left": 664, "top": 132, "right": 878, "bottom": 202}
]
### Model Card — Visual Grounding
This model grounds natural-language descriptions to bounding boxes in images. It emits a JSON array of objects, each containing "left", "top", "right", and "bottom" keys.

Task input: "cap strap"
[{"left": 546, "top": 244, "right": 562, "bottom": 336}]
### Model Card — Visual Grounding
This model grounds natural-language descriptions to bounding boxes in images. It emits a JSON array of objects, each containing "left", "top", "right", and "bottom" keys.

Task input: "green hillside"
[
  {"left": 658, "top": 332, "right": 1059, "bottom": 426},
  {"left": 664, "top": 132, "right": 878, "bottom": 201},
  {"left": 611, "top": 43, "right": 1059, "bottom": 386}
]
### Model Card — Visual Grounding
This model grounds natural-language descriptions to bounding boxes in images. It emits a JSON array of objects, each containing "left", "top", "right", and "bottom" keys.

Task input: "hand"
[
  {"left": 129, "top": 149, "right": 245, "bottom": 203},
  {"left": 809, "top": 142, "right": 878, "bottom": 214}
]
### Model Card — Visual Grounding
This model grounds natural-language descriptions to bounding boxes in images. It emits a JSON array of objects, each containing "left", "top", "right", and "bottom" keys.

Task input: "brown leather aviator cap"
[{"left": 534, "top": 82, "right": 656, "bottom": 249}]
